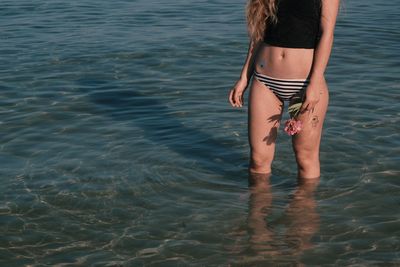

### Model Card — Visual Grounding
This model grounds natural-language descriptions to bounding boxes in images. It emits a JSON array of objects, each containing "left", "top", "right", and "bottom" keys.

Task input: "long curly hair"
[{"left": 246, "top": 0, "right": 278, "bottom": 42}]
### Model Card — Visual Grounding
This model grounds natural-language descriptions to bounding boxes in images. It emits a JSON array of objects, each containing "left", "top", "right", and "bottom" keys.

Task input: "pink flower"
[{"left": 284, "top": 118, "right": 302, "bottom": 136}]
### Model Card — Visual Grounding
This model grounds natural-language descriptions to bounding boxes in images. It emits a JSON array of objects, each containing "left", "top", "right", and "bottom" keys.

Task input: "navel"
[{"left": 279, "top": 50, "right": 285, "bottom": 59}]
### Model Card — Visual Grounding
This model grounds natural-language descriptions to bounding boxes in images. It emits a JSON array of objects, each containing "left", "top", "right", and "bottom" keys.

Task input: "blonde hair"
[{"left": 246, "top": 0, "right": 278, "bottom": 42}]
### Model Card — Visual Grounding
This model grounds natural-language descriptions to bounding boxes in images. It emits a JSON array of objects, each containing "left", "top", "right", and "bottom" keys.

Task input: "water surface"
[{"left": 1, "top": 0, "right": 399, "bottom": 266}]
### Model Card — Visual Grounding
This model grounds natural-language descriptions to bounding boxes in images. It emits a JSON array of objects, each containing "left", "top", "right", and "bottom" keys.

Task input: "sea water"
[{"left": 1, "top": 0, "right": 399, "bottom": 266}]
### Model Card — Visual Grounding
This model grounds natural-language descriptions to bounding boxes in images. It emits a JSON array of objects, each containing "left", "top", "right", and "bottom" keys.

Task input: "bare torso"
[{"left": 255, "top": 43, "right": 315, "bottom": 79}]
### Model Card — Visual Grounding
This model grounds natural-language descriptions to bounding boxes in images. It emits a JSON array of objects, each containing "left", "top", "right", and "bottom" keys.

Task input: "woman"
[{"left": 229, "top": 0, "right": 339, "bottom": 179}]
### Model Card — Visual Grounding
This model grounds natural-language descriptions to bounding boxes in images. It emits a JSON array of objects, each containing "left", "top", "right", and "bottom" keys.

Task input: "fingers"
[
  {"left": 228, "top": 90, "right": 235, "bottom": 106},
  {"left": 300, "top": 101, "right": 310, "bottom": 113},
  {"left": 235, "top": 92, "right": 243, "bottom": 107},
  {"left": 229, "top": 89, "right": 240, "bottom": 107},
  {"left": 308, "top": 101, "right": 317, "bottom": 112},
  {"left": 300, "top": 100, "right": 318, "bottom": 114},
  {"left": 228, "top": 89, "right": 244, "bottom": 108}
]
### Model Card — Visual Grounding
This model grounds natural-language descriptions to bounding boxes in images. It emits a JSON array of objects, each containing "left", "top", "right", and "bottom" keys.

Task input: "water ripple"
[{"left": 1, "top": 0, "right": 399, "bottom": 265}]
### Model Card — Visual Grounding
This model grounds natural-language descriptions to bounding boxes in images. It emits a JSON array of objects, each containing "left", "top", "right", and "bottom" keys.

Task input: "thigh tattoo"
[{"left": 311, "top": 115, "right": 319, "bottom": 128}]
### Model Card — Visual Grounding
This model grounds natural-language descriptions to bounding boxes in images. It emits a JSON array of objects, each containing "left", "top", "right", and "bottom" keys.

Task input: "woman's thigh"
[
  {"left": 291, "top": 85, "right": 329, "bottom": 155},
  {"left": 248, "top": 78, "right": 284, "bottom": 160}
]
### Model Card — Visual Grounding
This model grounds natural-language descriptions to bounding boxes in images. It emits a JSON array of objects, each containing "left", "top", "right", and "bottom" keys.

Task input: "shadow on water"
[{"left": 88, "top": 86, "right": 246, "bottom": 177}]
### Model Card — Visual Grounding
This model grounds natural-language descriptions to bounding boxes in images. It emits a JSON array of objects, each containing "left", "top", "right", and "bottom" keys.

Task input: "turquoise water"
[{"left": 1, "top": 0, "right": 399, "bottom": 266}]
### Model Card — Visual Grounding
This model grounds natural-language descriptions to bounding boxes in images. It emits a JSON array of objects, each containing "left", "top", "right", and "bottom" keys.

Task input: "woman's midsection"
[{"left": 254, "top": 43, "right": 314, "bottom": 79}]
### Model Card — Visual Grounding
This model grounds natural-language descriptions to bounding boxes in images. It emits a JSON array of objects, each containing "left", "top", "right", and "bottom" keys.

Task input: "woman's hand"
[
  {"left": 300, "top": 77, "right": 326, "bottom": 113},
  {"left": 228, "top": 78, "right": 248, "bottom": 108}
]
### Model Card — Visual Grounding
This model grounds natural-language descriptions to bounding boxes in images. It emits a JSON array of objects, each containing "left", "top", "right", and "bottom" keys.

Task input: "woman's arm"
[
  {"left": 229, "top": 40, "right": 261, "bottom": 108},
  {"left": 300, "top": 0, "right": 340, "bottom": 112},
  {"left": 239, "top": 40, "right": 260, "bottom": 84}
]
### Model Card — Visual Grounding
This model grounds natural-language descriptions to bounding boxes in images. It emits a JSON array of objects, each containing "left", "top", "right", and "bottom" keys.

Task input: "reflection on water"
[
  {"left": 247, "top": 173, "right": 320, "bottom": 263},
  {"left": 247, "top": 172, "right": 275, "bottom": 256},
  {"left": 284, "top": 177, "right": 320, "bottom": 256}
]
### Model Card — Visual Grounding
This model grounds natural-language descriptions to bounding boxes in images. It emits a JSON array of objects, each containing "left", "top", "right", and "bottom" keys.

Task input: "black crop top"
[{"left": 264, "top": 0, "right": 321, "bottom": 49}]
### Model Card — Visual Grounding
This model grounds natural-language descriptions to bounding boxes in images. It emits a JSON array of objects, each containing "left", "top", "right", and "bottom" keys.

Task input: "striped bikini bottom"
[{"left": 253, "top": 71, "right": 310, "bottom": 102}]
